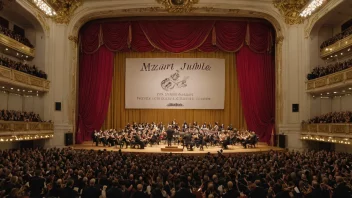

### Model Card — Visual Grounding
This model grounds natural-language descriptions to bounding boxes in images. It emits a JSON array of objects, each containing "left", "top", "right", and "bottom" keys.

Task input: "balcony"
[
  {"left": 0, "top": 34, "right": 35, "bottom": 59},
  {"left": 320, "top": 34, "right": 352, "bottom": 59},
  {"left": 0, "top": 121, "right": 54, "bottom": 141},
  {"left": 0, "top": 65, "right": 50, "bottom": 92},
  {"left": 306, "top": 67, "right": 352, "bottom": 93},
  {"left": 301, "top": 123, "right": 352, "bottom": 144}
]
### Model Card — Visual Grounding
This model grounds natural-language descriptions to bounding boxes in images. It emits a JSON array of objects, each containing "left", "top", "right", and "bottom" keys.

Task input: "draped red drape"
[
  {"left": 78, "top": 19, "right": 275, "bottom": 144},
  {"left": 76, "top": 46, "right": 114, "bottom": 143}
]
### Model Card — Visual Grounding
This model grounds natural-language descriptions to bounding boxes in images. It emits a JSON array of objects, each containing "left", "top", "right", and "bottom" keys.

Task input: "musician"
[
  {"left": 227, "top": 124, "right": 233, "bottom": 131},
  {"left": 219, "top": 124, "right": 225, "bottom": 131},
  {"left": 166, "top": 126, "right": 174, "bottom": 146},
  {"left": 222, "top": 132, "right": 231, "bottom": 149},
  {"left": 182, "top": 121, "right": 188, "bottom": 132},
  {"left": 133, "top": 133, "right": 144, "bottom": 149},
  {"left": 198, "top": 132, "right": 204, "bottom": 151},
  {"left": 93, "top": 130, "right": 99, "bottom": 146},
  {"left": 242, "top": 131, "right": 257, "bottom": 148},
  {"left": 183, "top": 131, "right": 194, "bottom": 150},
  {"left": 201, "top": 122, "right": 207, "bottom": 130},
  {"left": 172, "top": 119, "right": 176, "bottom": 125}
]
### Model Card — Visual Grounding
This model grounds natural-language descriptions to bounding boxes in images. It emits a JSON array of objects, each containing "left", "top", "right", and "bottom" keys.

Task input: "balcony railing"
[
  {"left": 306, "top": 67, "right": 352, "bottom": 92},
  {"left": 301, "top": 123, "right": 352, "bottom": 144},
  {"left": 0, "top": 34, "right": 35, "bottom": 58},
  {"left": 0, "top": 121, "right": 54, "bottom": 141},
  {"left": 320, "top": 33, "right": 352, "bottom": 59},
  {"left": 0, "top": 65, "right": 50, "bottom": 91}
]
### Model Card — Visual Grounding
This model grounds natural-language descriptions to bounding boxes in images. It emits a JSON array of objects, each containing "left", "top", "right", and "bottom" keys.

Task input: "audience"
[
  {"left": 0, "top": 110, "right": 42, "bottom": 122},
  {"left": 0, "top": 26, "right": 33, "bottom": 48},
  {"left": 0, "top": 56, "right": 47, "bottom": 79},
  {"left": 0, "top": 148, "right": 351, "bottom": 198},
  {"left": 307, "top": 58, "right": 352, "bottom": 80},
  {"left": 308, "top": 111, "right": 352, "bottom": 124},
  {"left": 320, "top": 26, "right": 352, "bottom": 50}
]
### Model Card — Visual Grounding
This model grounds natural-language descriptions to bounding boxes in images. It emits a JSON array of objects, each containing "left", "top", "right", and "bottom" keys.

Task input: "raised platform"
[{"left": 72, "top": 141, "right": 284, "bottom": 155}]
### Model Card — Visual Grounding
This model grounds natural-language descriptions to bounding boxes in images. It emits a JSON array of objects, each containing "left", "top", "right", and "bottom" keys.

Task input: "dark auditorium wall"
[{"left": 103, "top": 51, "right": 246, "bottom": 130}]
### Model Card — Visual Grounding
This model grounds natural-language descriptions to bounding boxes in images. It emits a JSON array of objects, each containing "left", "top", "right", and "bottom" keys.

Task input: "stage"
[{"left": 72, "top": 141, "right": 284, "bottom": 155}]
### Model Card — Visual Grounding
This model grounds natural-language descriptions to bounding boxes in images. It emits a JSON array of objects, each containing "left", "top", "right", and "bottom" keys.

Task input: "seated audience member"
[
  {"left": 0, "top": 26, "right": 34, "bottom": 48},
  {"left": 0, "top": 56, "right": 47, "bottom": 79},
  {"left": 307, "top": 58, "right": 352, "bottom": 80},
  {"left": 0, "top": 110, "right": 44, "bottom": 122},
  {"left": 0, "top": 147, "right": 352, "bottom": 198},
  {"left": 308, "top": 111, "right": 352, "bottom": 124}
]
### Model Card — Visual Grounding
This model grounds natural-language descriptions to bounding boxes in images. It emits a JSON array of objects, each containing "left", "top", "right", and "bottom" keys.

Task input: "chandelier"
[
  {"left": 0, "top": 0, "right": 15, "bottom": 11},
  {"left": 300, "top": 0, "right": 327, "bottom": 17},
  {"left": 32, "top": 0, "right": 56, "bottom": 16}
]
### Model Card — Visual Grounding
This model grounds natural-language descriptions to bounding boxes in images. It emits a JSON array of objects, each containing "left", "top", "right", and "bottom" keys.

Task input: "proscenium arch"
[{"left": 66, "top": 4, "right": 287, "bottom": 140}]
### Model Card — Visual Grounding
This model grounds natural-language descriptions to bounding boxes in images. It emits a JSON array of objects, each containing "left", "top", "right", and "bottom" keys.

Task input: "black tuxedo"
[
  {"left": 106, "top": 187, "right": 123, "bottom": 198},
  {"left": 333, "top": 183, "right": 350, "bottom": 198},
  {"left": 166, "top": 128, "right": 174, "bottom": 146},
  {"left": 60, "top": 186, "right": 78, "bottom": 198},
  {"left": 29, "top": 176, "right": 45, "bottom": 197},
  {"left": 81, "top": 186, "right": 101, "bottom": 198},
  {"left": 132, "top": 191, "right": 148, "bottom": 198},
  {"left": 223, "top": 189, "right": 240, "bottom": 198},
  {"left": 175, "top": 188, "right": 195, "bottom": 198}
]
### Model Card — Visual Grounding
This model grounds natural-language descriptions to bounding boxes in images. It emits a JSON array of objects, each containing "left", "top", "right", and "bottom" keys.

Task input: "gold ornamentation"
[
  {"left": 122, "top": 7, "right": 160, "bottom": 13},
  {"left": 0, "top": 121, "right": 54, "bottom": 140},
  {"left": 276, "top": 36, "right": 284, "bottom": 44},
  {"left": 14, "top": 72, "right": 29, "bottom": 84},
  {"left": 46, "top": 0, "right": 83, "bottom": 24},
  {"left": 0, "top": 123, "right": 11, "bottom": 131},
  {"left": 315, "top": 78, "right": 327, "bottom": 88},
  {"left": 329, "top": 73, "right": 343, "bottom": 84},
  {"left": 228, "top": 9, "right": 240, "bottom": 13},
  {"left": 318, "top": 124, "right": 329, "bottom": 133},
  {"left": 273, "top": 0, "right": 309, "bottom": 25},
  {"left": 346, "top": 71, "right": 352, "bottom": 80},
  {"left": 156, "top": 0, "right": 199, "bottom": 13},
  {"left": 0, "top": 34, "right": 35, "bottom": 57},
  {"left": 320, "top": 34, "right": 352, "bottom": 58},
  {"left": 331, "top": 125, "right": 346, "bottom": 133},
  {"left": 30, "top": 77, "right": 43, "bottom": 87},
  {"left": 68, "top": 35, "right": 78, "bottom": 44},
  {"left": 308, "top": 124, "right": 317, "bottom": 133},
  {"left": 0, "top": 65, "right": 50, "bottom": 91},
  {"left": 14, "top": 123, "right": 26, "bottom": 131},
  {"left": 29, "top": 123, "right": 41, "bottom": 131},
  {"left": 307, "top": 82, "right": 314, "bottom": 90},
  {"left": 0, "top": 67, "right": 11, "bottom": 79}
]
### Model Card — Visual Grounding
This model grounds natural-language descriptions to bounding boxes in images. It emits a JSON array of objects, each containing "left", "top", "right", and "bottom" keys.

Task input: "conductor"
[{"left": 166, "top": 126, "right": 174, "bottom": 146}]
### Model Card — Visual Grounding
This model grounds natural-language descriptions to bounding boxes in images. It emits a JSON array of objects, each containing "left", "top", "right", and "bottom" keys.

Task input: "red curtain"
[
  {"left": 236, "top": 46, "right": 275, "bottom": 143},
  {"left": 76, "top": 46, "right": 114, "bottom": 143},
  {"left": 77, "top": 19, "right": 275, "bottom": 144}
]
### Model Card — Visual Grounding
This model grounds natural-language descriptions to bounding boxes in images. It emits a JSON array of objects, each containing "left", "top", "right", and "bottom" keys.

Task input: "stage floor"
[{"left": 73, "top": 141, "right": 284, "bottom": 155}]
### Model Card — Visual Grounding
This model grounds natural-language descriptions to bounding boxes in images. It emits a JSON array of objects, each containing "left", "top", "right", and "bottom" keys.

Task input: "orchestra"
[{"left": 92, "top": 120, "right": 259, "bottom": 150}]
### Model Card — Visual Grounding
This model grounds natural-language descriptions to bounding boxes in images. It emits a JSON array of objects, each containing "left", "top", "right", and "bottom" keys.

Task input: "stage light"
[{"left": 5, "top": 48, "right": 8, "bottom": 51}]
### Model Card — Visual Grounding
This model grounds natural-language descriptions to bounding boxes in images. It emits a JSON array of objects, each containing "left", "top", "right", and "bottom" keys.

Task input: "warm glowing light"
[
  {"left": 32, "top": 0, "right": 57, "bottom": 16},
  {"left": 300, "top": 0, "right": 326, "bottom": 17}
]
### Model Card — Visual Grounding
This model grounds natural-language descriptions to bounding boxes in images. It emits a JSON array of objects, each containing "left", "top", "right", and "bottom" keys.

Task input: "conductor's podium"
[{"left": 161, "top": 146, "right": 184, "bottom": 152}]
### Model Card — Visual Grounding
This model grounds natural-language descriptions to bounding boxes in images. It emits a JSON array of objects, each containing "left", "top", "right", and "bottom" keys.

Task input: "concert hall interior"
[{"left": 2, "top": 0, "right": 352, "bottom": 197}]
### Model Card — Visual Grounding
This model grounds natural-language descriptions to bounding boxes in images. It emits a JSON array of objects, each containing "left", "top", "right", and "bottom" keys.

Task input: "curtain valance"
[{"left": 80, "top": 20, "right": 273, "bottom": 54}]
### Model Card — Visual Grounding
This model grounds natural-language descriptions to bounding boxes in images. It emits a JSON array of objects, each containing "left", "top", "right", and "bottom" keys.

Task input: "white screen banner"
[{"left": 125, "top": 58, "right": 225, "bottom": 109}]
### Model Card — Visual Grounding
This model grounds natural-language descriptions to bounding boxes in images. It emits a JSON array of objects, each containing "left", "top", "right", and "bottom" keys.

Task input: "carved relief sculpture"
[
  {"left": 156, "top": 0, "right": 199, "bottom": 13},
  {"left": 273, "top": 0, "right": 309, "bottom": 25}
]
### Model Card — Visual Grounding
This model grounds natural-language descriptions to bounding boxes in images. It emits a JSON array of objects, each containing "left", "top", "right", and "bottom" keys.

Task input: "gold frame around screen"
[{"left": 103, "top": 51, "right": 246, "bottom": 130}]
